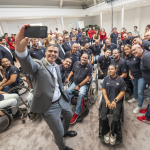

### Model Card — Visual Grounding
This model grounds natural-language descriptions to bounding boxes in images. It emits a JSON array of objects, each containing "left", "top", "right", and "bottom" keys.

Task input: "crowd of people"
[{"left": 0, "top": 23, "right": 150, "bottom": 149}]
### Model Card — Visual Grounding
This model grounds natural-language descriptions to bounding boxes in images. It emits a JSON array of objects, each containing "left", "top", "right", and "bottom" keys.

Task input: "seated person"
[
  {"left": 0, "top": 58, "right": 20, "bottom": 92},
  {"left": 89, "top": 40, "right": 103, "bottom": 64},
  {"left": 28, "top": 38, "right": 46, "bottom": 60},
  {"left": 0, "top": 92, "right": 21, "bottom": 118},
  {"left": 97, "top": 49, "right": 111, "bottom": 79},
  {"left": 101, "top": 65, "right": 126, "bottom": 145},
  {"left": 110, "top": 49, "right": 127, "bottom": 79},
  {"left": 65, "top": 53, "right": 92, "bottom": 124},
  {"left": 64, "top": 43, "right": 80, "bottom": 74},
  {"left": 60, "top": 58, "right": 72, "bottom": 83},
  {"left": 80, "top": 43, "right": 94, "bottom": 65}
]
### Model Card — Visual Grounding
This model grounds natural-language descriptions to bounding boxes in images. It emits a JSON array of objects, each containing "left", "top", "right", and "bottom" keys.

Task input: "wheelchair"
[
  {"left": 124, "top": 78, "right": 133, "bottom": 101},
  {"left": 0, "top": 106, "right": 27, "bottom": 133},
  {"left": 70, "top": 76, "right": 98, "bottom": 123},
  {"left": 99, "top": 93, "right": 125, "bottom": 145}
]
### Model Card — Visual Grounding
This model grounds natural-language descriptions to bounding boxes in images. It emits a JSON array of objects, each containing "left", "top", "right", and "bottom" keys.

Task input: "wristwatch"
[
  {"left": 113, "top": 99, "right": 118, "bottom": 103},
  {"left": 78, "top": 85, "right": 81, "bottom": 88}
]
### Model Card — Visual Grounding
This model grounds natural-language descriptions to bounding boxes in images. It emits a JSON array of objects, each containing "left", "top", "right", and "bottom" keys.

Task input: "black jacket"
[{"left": 62, "top": 42, "right": 71, "bottom": 52}]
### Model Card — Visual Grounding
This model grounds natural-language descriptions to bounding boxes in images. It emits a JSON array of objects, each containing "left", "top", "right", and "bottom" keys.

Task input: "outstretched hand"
[{"left": 15, "top": 24, "right": 30, "bottom": 53}]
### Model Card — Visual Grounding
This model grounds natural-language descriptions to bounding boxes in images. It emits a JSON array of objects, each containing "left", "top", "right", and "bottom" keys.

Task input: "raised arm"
[{"left": 15, "top": 25, "right": 40, "bottom": 74}]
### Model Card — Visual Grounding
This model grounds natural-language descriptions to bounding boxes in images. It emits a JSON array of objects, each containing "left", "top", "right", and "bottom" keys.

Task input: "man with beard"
[
  {"left": 0, "top": 58, "right": 20, "bottom": 92},
  {"left": 28, "top": 38, "right": 46, "bottom": 60},
  {"left": 79, "top": 31, "right": 90, "bottom": 47}
]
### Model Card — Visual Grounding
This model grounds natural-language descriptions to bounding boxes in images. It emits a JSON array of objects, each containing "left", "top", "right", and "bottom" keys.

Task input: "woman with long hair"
[
  {"left": 43, "top": 38, "right": 49, "bottom": 48},
  {"left": 93, "top": 30, "right": 100, "bottom": 43},
  {"left": 123, "top": 44, "right": 146, "bottom": 113}
]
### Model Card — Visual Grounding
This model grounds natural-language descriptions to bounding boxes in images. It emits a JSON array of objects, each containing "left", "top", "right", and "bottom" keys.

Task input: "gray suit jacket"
[{"left": 17, "top": 53, "right": 69, "bottom": 113}]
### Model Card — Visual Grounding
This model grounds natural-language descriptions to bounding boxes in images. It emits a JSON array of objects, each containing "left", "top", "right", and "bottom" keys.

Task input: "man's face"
[
  {"left": 128, "top": 33, "right": 132, "bottom": 37},
  {"left": 134, "top": 27, "right": 137, "bottom": 31},
  {"left": 72, "top": 37, "right": 76, "bottom": 42},
  {"left": 82, "top": 32, "right": 86, "bottom": 37},
  {"left": 63, "top": 58, "right": 72, "bottom": 69},
  {"left": 89, "top": 28, "right": 91, "bottom": 31},
  {"left": 45, "top": 46, "right": 59, "bottom": 63},
  {"left": 95, "top": 40, "right": 99, "bottom": 45},
  {"left": 113, "top": 50, "right": 119, "bottom": 59},
  {"left": 132, "top": 38, "right": 140, "bottom": 45},
  {"left": 105, "top": 50, "right": 111, "bottom": 57},
  {"left": 113, "top": 29, "right": 116, "bottom": 33},
  {"left": 85, "top": 43, "right": 89, "bottom": 49},
  {"left": 76, "top": 31, "right": 78, "bottom": 34},
  {"left": 1, "top": 39, "right": 6, "bottom": 45},
  {"left": 58, "top": 37, "right": 63, "bottom": 45},
  {"left": 1, "top": 58, "right": 11, "bottom": 68},
  {"left": 65, "top": 36, "right": 69, "bottom": 42},
  {"left": 131, "top": 46, "right": 142, "bottom": 57},
  {"left": 81, "top": 54, "right": 88, "bottom": 65},
  {"left": 72, "top": 44, "right": 78, "bottom": 53},
  {"left": 145, "top": 33, "right": 150, "bottom": 41},
  {"left": 121, "top": 45, "right": 124, "bottom": 51},
  {"left": 32, "top": 39, "right": 39, "bottom": 47},
  {"left": 105, "top": 40, "right": 110, "bottom": 46},
  {"left": 123, "top": 29, "right": 126, "bottom": 32},
  {"left": 123, "top": 35, "right": 128, "bottom": 40},
  {"left": 93, "top": 27, "right": 95, "bottom": 30}
]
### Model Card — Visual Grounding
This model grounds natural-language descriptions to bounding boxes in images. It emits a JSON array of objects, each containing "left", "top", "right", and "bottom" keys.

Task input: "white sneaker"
[
  {"left": 128, "top": 98, "right": 138, "bottom": 103},
  {"left": 104, "top": 132, "right": 110, "bottom": 144},
  {"left": 133, "top": 107, "right": 141, "bottom": 113},
  {"left": 110, "top": 134, "right": 116, "bottom": 145}
]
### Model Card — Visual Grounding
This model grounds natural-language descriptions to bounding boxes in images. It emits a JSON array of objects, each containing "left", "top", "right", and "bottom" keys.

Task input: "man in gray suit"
[{"left": 15, "top": 25, "right": 77, "bottom": 150}]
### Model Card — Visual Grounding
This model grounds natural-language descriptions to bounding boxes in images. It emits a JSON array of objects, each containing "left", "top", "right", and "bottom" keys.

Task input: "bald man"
[{"left": 132, "top": 44, "right": 150, "bottom": 123}]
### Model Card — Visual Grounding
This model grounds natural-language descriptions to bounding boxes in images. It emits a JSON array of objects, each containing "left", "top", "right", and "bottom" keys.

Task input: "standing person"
[
  {"left": 15, "top": 25, "right": 77, "bottom": 150},
  {"left": 87, "top": 27, "right": 93, "bottom": 44},
  {"left": 93, "top": 30, "right": 100, "bottom": 43},
  {"left": 99, "top": 28, "right": 103, "bottom": 43},
  {"left": 123, "top": 45, "right": 146, "bottom": 113},
  {"left": 4, "top": 33, "right": 9, "bottom": 46},
  {"left": 132, "top": 26, "right": 139, "bottom": 36},
  {"left": 62, "top": 35, "right": 72, "bottom": 52},
  {"left": 110, "top": 28, "right": 118, "bottom": 45},
  {"left": 8, "top": 37, "right": 15, "bottom": 53},
  {"left": 92, "top": 27, "right": 96, "bottom": 43},
  {"left": 78, "top": 31, "right": 90, "bottom": 48},
  {"left": 101, "top": 28, "right": 107, "bottom": 44},
  {"left": 120, "top": 28, "right": 127, "bottom": 45},
  {"left": 132, "top": 44, "right": 150, "bottom": 123}
]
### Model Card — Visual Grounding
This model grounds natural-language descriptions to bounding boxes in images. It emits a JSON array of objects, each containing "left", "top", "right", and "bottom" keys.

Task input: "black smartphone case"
[{"left": 24, "top": 26, "right": 47, "bottom": 38}]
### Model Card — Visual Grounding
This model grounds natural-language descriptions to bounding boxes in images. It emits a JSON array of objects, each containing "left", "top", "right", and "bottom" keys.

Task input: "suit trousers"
[{"left": 41, "top": 97, "right": 73, "bottom": 150}]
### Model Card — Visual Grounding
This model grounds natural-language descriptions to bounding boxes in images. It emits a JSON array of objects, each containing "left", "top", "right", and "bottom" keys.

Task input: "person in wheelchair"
[
  {"left": 0, "top": 58, "right": 20, "bottom": 92},
  {"left": 65, "top": 53, "right": 92, "bottom": 124},
  {"left": 60, "top": 58, "right": 72, "bottom": 83},
  {"left": 101, "top": 65, "right": 126, "bottom": 145},
  {"left": 0, "top": 92, "right": 21, "bottom": 118},
  {"left": 97, "top": 49, "right": 111, "bottom": 79}
]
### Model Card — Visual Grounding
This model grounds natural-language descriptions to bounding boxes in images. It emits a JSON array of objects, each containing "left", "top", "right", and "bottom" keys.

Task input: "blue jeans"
[
  {"left": 2, "top": 86, "right": 11, "bottom": 92},
  {"left": 94, "top": 55, "right": 99, "bottom": 64},
  {"left": 66, "top": 82, "right": 87, "bottom": 115},
  {"left": 145, "top": 89, "right": 150, "bottom": 120},
  {"left": 131, "top": 78, "right": 146, "bottom": 107}
]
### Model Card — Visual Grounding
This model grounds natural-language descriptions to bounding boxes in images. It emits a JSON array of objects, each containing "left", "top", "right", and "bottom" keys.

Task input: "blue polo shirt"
[
  {"left": 97, "top": 55, "right": 111, "bottom": 71},
  {"left": 102, "top": 75, "right": 126, "bottom": 102},
  {"left": 139, "top": 50, "right": 150, "bottom": 85},
  {"left": 64, "top": 51, "right": 80, "bottom": 72},
  {"left": 110, "top": 33, "right": 118, "bottom": 45},
  {"left": 104, "top": 43, "right": 117, "bottom": 54},
  {"left": 72, "top": 61, "right": 93, "bottom": 85},
  {"left": 79, "top": 36, "right": 90, "bottom": 47},
  {"left": 125, "top": 36, "right": 134, "bottom": 45},
  {"left": 28, "top": 46, "right": 46, "bottom": 60},
  {"left": 126, "top": 55, "right": 142, "bottom": 78},
  {"left": 111, "top": 58, "right": 127, "bottom": 76},
  {"left": 80, "top": 49, "right": 93, "bottom": 57},
  {"left": 143, "top": 41, "right": 150, "bottom": 51},
  {"left": 4, "top": 65, "right": 20, "bottom": 88},
  {"left": 89, "top": 44, "right": 103, "bottom": 56}
]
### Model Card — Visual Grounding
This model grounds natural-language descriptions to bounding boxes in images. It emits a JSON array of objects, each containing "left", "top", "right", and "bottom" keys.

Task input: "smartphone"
[{"left": 24, "top": 26, "right": 47, "bottom": 38}]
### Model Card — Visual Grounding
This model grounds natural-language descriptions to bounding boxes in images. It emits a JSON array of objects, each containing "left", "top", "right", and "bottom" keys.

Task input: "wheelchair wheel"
[
  {"left": 20, "top": 79, "right": 29, "bottom": 88},
  {"left": 0, "top": 110, "right": 12, "bottom": 133},
  {"left": 7, "top": 85, "right": 30, "bottom": 108}
]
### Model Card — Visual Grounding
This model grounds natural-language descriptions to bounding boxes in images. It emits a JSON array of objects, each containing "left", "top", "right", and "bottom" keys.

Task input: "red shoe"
[
  {"left": 137, "top": 115, "right": 150, "bottom": 123},
  {"left": 140, "top": 108, "right": 147, "bottom": 114},
  {"left": 70, "top": 113, "right": 79, "bottom": 124}
]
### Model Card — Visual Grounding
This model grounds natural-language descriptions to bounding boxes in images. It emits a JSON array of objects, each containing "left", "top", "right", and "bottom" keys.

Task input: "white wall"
[{"left": 0, "top": 5, "right": 150, "bottom": 37}]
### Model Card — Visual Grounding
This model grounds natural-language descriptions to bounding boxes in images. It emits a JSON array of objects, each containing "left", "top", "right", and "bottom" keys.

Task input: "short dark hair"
[
  {"left": 0, "top": 36, "right": 5, "bottom": 42},
  {"left": 46, "top": 44, "right": 58, "bottom": 51},
  {"left": 128, "top": 32, "right": 132, "bottom": 35},
  {"left": 134, "top": 26, "right": 138, "bottom": 29},
  {"left": 81, "top": 52, "right": 90, "bottom": 59},
  {"left": 109, "top": 64, "right": 117, "bottom": 70}
]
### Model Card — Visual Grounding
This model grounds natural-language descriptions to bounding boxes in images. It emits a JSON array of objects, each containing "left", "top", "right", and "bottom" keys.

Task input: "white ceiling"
[{"left": 0, "top": 0, "right": 106, "bottom": 9}]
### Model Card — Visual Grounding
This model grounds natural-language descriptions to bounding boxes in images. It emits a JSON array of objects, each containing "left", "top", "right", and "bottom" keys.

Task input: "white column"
[
  {"left": 121, "top": 6, "right": 124, "bottom": 28},
  {"left": 134, "top": 7, "right": 141, "bottom": 35},
  {"left": 61, "top": 17, "right": 64, "bottom": 31},
  {"left": 100, "top": 11, "right": 102, "bottom": 28}
]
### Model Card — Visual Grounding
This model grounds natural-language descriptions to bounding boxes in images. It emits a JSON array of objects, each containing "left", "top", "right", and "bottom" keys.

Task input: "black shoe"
[
  {"left": 64, "top": 146, "right": 74, "bottom": 150},
  {"left": 64, "top": 131, "right": 77, "bottom": 137}
]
